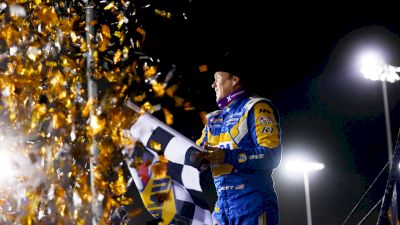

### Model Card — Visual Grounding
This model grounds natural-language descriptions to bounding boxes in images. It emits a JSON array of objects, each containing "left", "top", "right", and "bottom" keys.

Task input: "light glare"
[
  {"left": 358, "top": 50, "right": 400, "bottom": 83},
  {"left": 285, "top": 161, "right": 325, "bottom": 173},
  {"left": 0, "top": 151, "right": 15, "bottom": 184},
  {"left": 359, "top": 51, "right": 385, "bottom": 81}
]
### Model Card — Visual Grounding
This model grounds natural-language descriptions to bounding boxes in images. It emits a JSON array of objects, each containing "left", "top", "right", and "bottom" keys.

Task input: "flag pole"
[
  {"left": 376, "top": 128, "right": 400, "bottom": 225},
  {"left": 85, "top": 2, "right": 102, "bottom": 224}
]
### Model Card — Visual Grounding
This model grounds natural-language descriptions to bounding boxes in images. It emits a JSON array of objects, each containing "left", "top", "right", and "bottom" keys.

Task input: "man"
[{"left": 196, "top": 53, "right": 282, "bottom": 225}]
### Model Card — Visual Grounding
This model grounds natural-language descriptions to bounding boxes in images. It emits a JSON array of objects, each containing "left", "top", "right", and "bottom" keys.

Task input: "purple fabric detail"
[{"left": 217, "top": 89, "right": 245, "bottom": 109}]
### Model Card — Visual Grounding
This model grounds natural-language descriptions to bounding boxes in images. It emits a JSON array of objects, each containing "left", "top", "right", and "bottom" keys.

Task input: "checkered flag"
[{"left": 125, "top": 101, "right": 213, "bottom": 225}]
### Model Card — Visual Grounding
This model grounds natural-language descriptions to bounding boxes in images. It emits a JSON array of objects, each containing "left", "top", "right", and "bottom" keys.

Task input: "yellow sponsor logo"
[
  {"left": 141, "top": 176, "right": 176, "bottom": 224},
  {"left": 238, "top": 153, "right": 247, "bottom": 163}
]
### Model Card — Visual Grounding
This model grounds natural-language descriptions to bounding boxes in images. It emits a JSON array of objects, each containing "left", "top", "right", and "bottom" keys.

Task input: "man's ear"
[{"left": 233, "top": 76, "right": 240, "bottom": 86}]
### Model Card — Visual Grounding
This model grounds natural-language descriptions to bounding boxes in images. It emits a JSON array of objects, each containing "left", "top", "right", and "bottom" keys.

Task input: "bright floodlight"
[
  {"left": 359, "top": 51, "right": 400, "bottom": 83},
  {"left": 285, "top": 160, "right": 325, "bottom": 173},
  {"left": 359, "top": 51, "right": 385, "bottom": 81}
]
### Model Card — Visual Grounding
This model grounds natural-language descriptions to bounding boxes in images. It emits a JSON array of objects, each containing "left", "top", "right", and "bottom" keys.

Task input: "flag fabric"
[
  {"left": 390, "top": 183, "right": 399, "bottom": 224},
  {"left": 387, "top": 132, "right": 400, "bottom": 225},
  {"left": 389, "top": 164, "right": 400, "bottom": 224},
  {"left": 377, "top": 130, "right": 400, "bottom": 225},
  {"left": 124, "top": 102, "right": 213, "bottom": 225}
]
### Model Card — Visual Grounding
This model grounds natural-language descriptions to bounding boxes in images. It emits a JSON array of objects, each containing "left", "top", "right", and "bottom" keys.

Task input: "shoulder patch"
[{"left": 253, "top": 102, "right": 274, "bottom": 116}]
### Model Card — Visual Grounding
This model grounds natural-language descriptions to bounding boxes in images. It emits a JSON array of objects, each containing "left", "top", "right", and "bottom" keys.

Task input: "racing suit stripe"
[
  {"left": 230, "top": 97, "right": 264, "bottom": 145},
  {"left": 208, "top": 133, "right": 236, "bottom": 149},
  {"left": 229, "top": 113, "right": 248, "bottom": 143},
  {"left": 257, "top": 212, "right": 267, "bottom": 225}
]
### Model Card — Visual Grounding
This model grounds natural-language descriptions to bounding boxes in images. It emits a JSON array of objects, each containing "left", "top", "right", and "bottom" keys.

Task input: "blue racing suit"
[{"left": 196, "top": 92, "right": 282, "bottom": 225}]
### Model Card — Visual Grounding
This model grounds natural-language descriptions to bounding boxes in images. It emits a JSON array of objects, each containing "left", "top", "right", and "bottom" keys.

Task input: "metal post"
[
  {"left": 382, "top": 81, "right": 395, "bottom": 225},
  {"left": 85, "top": 2, "right": 101, "bottom": 225},
  {"left": 304, "top": 172, "right": 313, "bottom": 225},
  {"left": 382, "top": 81, "right": 393, "bottom": 161}
]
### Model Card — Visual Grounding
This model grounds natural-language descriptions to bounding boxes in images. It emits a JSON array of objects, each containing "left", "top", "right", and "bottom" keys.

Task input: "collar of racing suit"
[{"left": 217, "top": 89, "right": 246, "bottom": 109}]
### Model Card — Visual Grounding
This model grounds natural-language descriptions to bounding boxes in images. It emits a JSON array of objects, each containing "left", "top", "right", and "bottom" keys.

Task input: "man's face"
[{"left": 212, "top": 71, "right": 237, "bottom": 102}]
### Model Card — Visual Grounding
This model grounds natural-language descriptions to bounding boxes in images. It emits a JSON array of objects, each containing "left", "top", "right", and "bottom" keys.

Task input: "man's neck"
[{"left": 217, "top": 89, "right": 246, "bottom": 109}]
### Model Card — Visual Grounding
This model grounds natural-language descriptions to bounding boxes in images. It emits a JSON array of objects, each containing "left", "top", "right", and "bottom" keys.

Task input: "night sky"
[{"left": 127, "top": 2, "right": 400, "bottom": 225}]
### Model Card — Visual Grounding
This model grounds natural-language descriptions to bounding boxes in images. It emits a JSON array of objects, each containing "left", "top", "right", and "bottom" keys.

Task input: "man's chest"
[
  {"left": 207, "top": 109, "right": 246, "bottom": 147},
  {"left": 208, "top": 109, "right": 244, "bottom": 132}
]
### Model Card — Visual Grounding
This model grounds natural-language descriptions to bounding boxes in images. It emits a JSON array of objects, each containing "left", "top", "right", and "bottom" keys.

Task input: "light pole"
[
  {"left": 285, "top": 160, "right": 325, "bottom": 225},
  {"left": 359, "top": 51, "right": 400, "bottom": 225},
  {"left": 359, "top": 51, "right": 400, "bottom": 161}
]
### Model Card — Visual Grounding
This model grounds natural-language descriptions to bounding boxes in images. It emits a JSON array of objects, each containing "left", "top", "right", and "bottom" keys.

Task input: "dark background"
[{"left": 126, "top": 1, "right": 400, "bottom": 225}]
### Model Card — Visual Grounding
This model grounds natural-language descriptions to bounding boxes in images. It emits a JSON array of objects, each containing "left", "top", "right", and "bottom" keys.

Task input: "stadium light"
[
  {"left": 358, "top": 49, "right": 400, "bottom": 162},
  {"left": 285, "top": 159, "right": 325, "bottom": 225}
]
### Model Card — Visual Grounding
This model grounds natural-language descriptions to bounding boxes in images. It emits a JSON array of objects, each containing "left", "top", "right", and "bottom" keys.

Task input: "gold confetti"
[
  {"left": 27, "top": 46, "right": 42, "bottom": 62},
  {"left": 38, "top": 6, "right": 59, "bottom": 26},
  {"left": 0, "top": 25, "right": 20, "bottom": 47},
  {"left": 70, "top": 31, "right": 78, "bottom": 42},
  {"left": 154, "top": 9, "right": 172, "bottom": 19},
  {"left": 163, "top": 107, "right": 174, "bottom": 125},
  {"left": 149, "top": 140, "right": 162, "bottom": 151},
  {"left": 89, "top": 115, "right": 106, "bottom": 136},
  {"left": 109, "top": 170, "right": 126, "bottom": 196},
  {"left": 134, "top": 93, "right": 146, "bottom": 102},
  {"left": 113, "top": 49, "right": 122, "bottom": 64},
  {"left": 45, "top": 61, "right": 58, "bottom": 67},
  {"left": 199, "top": 64, "right": 208, "bottom": 72},
  {"left": 114, "top": 30, "right": 125, "bottom": 44},
  {"left": 144, "top": 65, "right": 157, "bottom": 78},
  {"left": 152, "top": 161, "right": 167, "bottom": 178},
  {"left": 116, "top": 14, "right": 125, "bottom": 29},
  {"left": 152, "top": 81, "right": 165, "bottom": 97},
  {"left": 183, "top": 101, "right": 195, "bottom": 111},
  {"left": 141, "top": 101, "right": 155, "bottom": 113},
  {"left": 0, "top": 0, "right": 187, "bottom": 223},
  {"left": 101, "top": 24, "right": 111, "bottom": 38},
  {"left": 174, "top": 96, "right": 185, "bottom": 107},
  {"left": 104, "top": 2, "right": 115, "bottom": 10},
  {"left": 98, "top": 36, "right": 109, "bottom": 52},
  {"left": 165, "top": 84, "right": 178, "bottom": 97}
]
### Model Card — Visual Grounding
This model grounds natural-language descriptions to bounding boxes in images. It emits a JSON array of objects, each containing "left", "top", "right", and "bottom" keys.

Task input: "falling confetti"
[{"left": 0, "top": 0, "right": 196, "bottom": 224}]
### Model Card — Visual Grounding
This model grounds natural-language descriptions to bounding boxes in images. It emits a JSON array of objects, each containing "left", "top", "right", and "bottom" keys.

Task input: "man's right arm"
[{"left": 196, "top": 126, "right": 208, "bottom": 147}]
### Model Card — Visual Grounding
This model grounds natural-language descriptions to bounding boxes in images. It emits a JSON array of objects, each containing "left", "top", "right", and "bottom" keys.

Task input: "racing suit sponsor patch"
[
  {"left": 258, "top": 108, "right": 271, "bottom": 114},
  {"left": 261, "top": 126, "right": 273, "bottom": 134},
  {"left": 238, "top": 153, "right": 247, "bottom": 163},
  {"left": 226, "top": 117, "right": 240, "bottom": 126},
  {"left": 258, "top": 116, "right": 272, "bottom": 125},
  {"left": 249, "top": 154, "right": 264, "bottom": 160},
  {"left": 219, "top": 184, "right": 245, "bottom": 191}
]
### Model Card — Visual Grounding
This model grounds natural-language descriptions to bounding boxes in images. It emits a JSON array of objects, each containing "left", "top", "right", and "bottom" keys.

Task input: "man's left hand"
[{"left": 204, "top": 146, "right": 225, "bottom": 164}]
